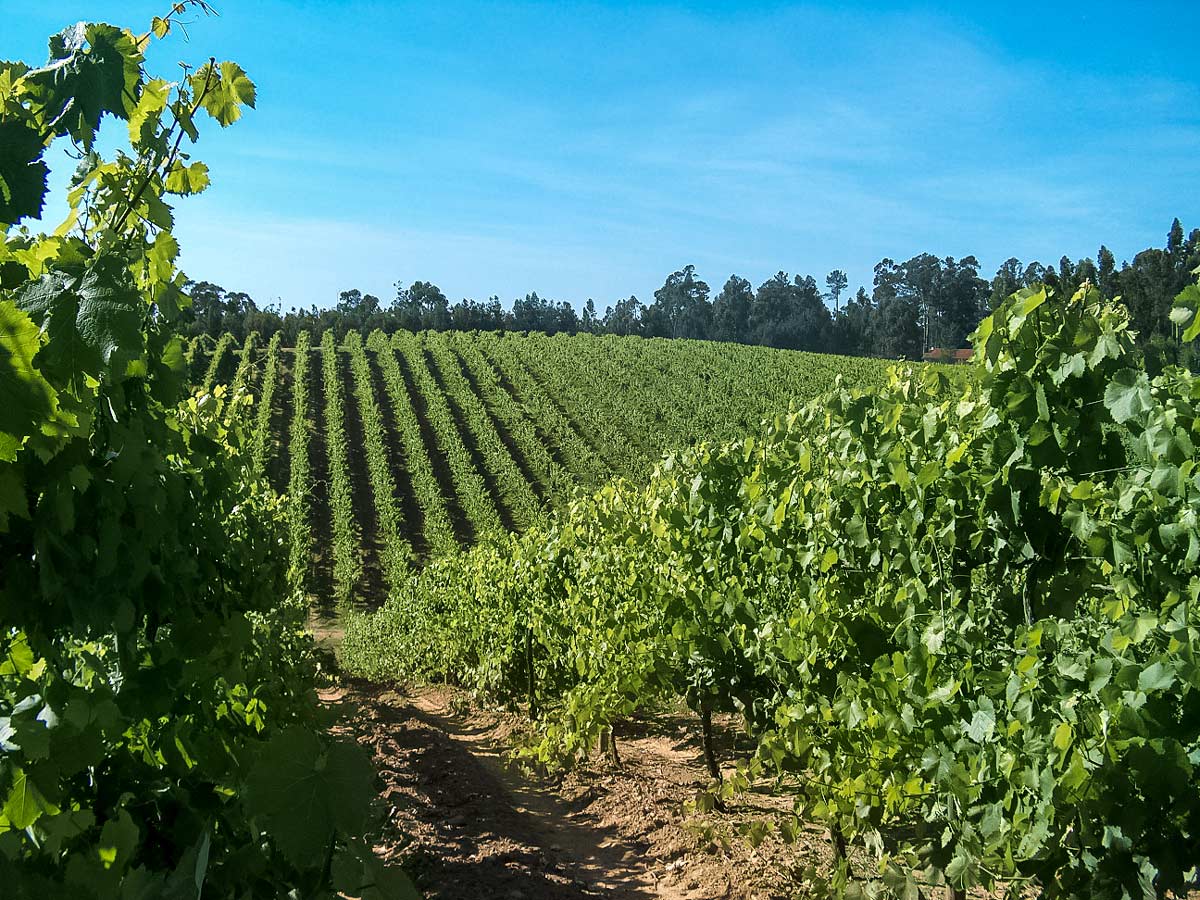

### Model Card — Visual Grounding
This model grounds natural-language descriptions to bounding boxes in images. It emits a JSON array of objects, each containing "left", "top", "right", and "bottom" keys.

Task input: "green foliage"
[
  {"left": 250, "top": 331, "right": 283, "bottom": 477},
  {"left": 425, "top": 330, "right": 543, "bottom": 528},
  {"left": 323, "top": 329, "right": 362, "bottom": 605},
  {"left": 345, "top": 330, "right": 413, "bottom": 584},
  {"left": 0, "top": 8, "right": 408, "bottom": 896},
  {"left": 366, "top": 328, "right": 459, "bottom": 556},
  {"left": 343, "top": 280, "right": 1200, "bottom": 899},
  {"left": 288, "top": 331, "right": 315, "bottom": 584},
  {"left": 393, "top": 329, "right": 504, "bottom": 539}
]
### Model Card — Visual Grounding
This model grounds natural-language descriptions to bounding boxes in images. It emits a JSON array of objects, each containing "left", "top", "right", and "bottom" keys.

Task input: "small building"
[{"left": 922, "top": 347, "right": 975, "bottom": 364}]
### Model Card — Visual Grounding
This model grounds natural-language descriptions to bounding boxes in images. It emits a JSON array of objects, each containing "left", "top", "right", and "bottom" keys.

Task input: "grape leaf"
[
  {"left": 324, "top": 739, "right": 377, "bottom": 837},
  {"left": 0, "top": 121, "right": 51, "bottom": 226},
  {"left": 3, "top": 766, "right": 59, "bottom": 829},
  {"left": 192, "top": 61, "right": 256, "bottom": 127},
  {"left": 1174, "top": 283, "right": 1200, "bottom": 343},
  {"left": 966, "top": 707, "right": 996, "bottom": 743},
  {"left": 97, "top": 809, "right": 138, "bottom": 871},
  {"left": 1104, "top": 369, "right": 1152, "bottom": 425},
  {"left": 0, "top": 300, "right": 57, "bottom": 446},
  {"left": 1137, "top": 661, "right": 1175, "bottom": 693},
  {"left": 18, "top": 257, "right": 143, "bottom": 380},
  {"left": 0, "top": 463, "right": 29, "bottom": 528},
  {"left": 127, "top": 77, "right": 171, "bottom": 144},
  {"left": 25, "top": 23, "right": 143, "bottom": 146},
  {"left": 164, "top": 160, "right": 209, "bottom": 196},
  {"left": 244, "top": 726, "right": 336, "bottom": 867}
]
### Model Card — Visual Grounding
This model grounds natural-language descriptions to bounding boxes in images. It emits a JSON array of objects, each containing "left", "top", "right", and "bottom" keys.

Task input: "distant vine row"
[
  {"left": 393, "top": 331, "right": 503, "bottom": 539},
  {"left": 287, "top": 331, "right": 313, "bottom": 583},
  {"left": 322, "top": 331, "right": 361, "bottom": 605},
  {"left": 345, "top": 331, "right": 412, "bottom": 588},
  {"left": 367, "top": 331, "right": 459, "bottom": 556},
  {"left": 251, "top": 332, "right": 283, "bottom": 478},
  {"left": 201, "top": 331, "right": 236, "bottom": 392},
  {"left": 424, "top": 331, "right": 542, "bottom": 529},
  {"left": 447, "top": 332, "right": 578, "bottom": 504}
]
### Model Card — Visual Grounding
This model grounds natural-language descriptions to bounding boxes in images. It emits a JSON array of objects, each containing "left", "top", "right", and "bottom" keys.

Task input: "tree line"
[{"left": 183, "top": 217, "right": 1200, "bottom": 370}]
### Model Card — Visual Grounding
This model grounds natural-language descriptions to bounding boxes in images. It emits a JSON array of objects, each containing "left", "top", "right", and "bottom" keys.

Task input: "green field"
[{"left": 190, "top": 329, "right": 901, "bottom": 606}]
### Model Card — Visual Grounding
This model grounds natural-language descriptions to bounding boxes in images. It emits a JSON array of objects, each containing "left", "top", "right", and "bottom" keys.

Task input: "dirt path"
[{"left": 334, "top": 682, "right": 830, "bottom": 900}]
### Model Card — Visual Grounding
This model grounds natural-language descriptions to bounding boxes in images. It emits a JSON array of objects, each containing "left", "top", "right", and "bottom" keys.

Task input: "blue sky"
[{"left": 8, "top": 2, "right": 1199, "bottom": 312}]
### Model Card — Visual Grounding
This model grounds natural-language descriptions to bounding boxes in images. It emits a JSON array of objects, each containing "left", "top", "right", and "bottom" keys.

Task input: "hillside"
[{"left": 190, "top": 329, "right": 902, "bottom": 608}]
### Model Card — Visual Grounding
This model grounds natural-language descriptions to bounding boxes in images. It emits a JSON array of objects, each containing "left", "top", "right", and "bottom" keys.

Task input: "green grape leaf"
[
  {"left": 1137, "top": 661, "right": 1175, "bottom": 693},
  {"left": 0, "top": 463, "right": 30, "bottom": 527},
  {"left": 0, "top": 633, "right": 34, "bottom": 676},
  {"left": 19, "top": 257, "right": 143, "bottom": 380},
  {"left": 3, "top": 766, "right": 59, "bottom": 829},
  {"left": 191, "top": 61, "right": 256, "bottom": 127},
  {"left": 97, "top": 809, "right": 138, "bottom": 871},
  {"left": 1104, "top": 369, "right": 1152, "bottom": 425},
  {"left": 0, "top": 300, "right": 58, "bottom": 446},
  {"left": 333, "top": 841, "right": 421, "bottom": 900},
  {"left": 160, "top": 335, "right": 186, "bottom": 375},
  {"left": 164, "top": 160, "right": 210, "bottom": 196},
  {"left": 244, "top": 726, "right": 335, "bottom": 868},
  {"left": 1173, "top": 283, "right": 1200, "bottom": 343},
  {"left": 1053, "top": 722, "right": 1073, "bottom": 753},
  {"left": 25, "top": 23, "right": 143, "bottom": 146},
  {"left": 0, "top": 121, "right": 51, "bottom": 226},
  {"left": 323, "top": 740, "right": 377, "bottom": 837},
  {"left": 966, "top": 707, "right": 996, "bottom": 743},
  {"left": 127, "top": 77, "right": 171, "bottom": 144},
  {"left": 147, "top": 231, "right": 180, "bottom": 283}
]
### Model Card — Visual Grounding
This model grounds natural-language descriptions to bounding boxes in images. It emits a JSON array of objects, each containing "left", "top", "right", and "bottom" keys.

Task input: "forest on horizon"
[{"left": 183, "top": 216, "right": 1200, "bottom": 370}]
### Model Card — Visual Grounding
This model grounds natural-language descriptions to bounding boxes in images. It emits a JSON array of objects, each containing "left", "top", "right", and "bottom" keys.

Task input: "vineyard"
[
  {"left": 187, "top": 329, "right": 900, "bottom": 606},
  {"left": 5, "top": 6, "right": 1200, "bottom": 900},
  {"left": 194, "top": 291, "right": 1200, "bottom": 899},
  {"left": 335, "top": 284, "right": 1200, "bottom": 899}
]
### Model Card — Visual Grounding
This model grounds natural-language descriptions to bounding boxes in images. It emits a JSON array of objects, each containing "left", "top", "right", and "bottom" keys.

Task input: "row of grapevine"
[
  {"left": 345, "top": 332, "right": 413, "bottom": 589},
  {"left": 474, "top": 333, "right": 611, "bottom": 488},
  {"left": 340, "top": 282, "right": 1200, "bottom": 900},
  {"left": 191, "top": 327, "right": 915, "bottom": 608},
  {"left": 423, "top": 331, "right": 543, "bottom": 529},
  {"left": 322, "top": 331, "right": 362, "bottom": 605},
  {"left": 366, "top": 332, "right": 459, "bottom": 556},
  {"left": 287, "top": 332, "right": 313, "bottom": 583},
  {"left": 251, "top": 333, "right": 284, "bottom": 479},
  {"left": 392, "top": 331, "right": 504, "bottom": 539},
  {"left": 447, "top": 332, "right": 582, "bottom": 503},
  {"left": 506, "top": 333, "right": 650, "bottom": 477},
  {"left": 229, "top": 330, "right": 261, "bottom": 396},
  {"left": 184, "top": 333, "right": 211, "bottom": 383},
  {"left": 200, "top": 331, "right": 237, "bottom": 393}
]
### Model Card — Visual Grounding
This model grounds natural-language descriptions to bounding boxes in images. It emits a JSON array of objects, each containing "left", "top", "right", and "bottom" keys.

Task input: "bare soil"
[{"left": 331, "top": 681, "right": 837, "bottom": 900}]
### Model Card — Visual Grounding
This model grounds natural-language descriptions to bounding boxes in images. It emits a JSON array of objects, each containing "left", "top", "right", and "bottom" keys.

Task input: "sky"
[{"left": 6, "top": 1, "right": 1199, "bottom": 312}]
